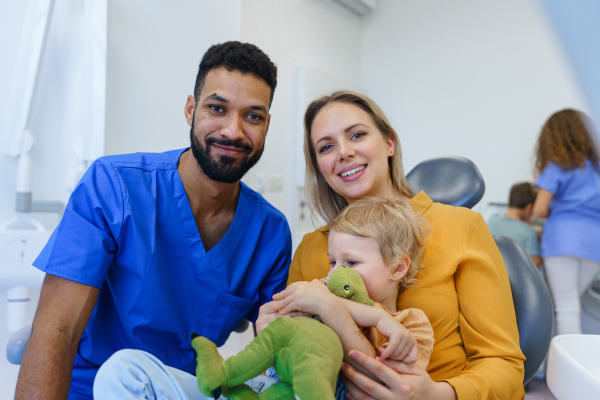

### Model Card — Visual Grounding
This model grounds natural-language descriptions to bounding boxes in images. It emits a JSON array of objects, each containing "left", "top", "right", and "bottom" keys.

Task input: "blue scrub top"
[
  {"left": 536, "top": 159, "right": 600, "bottom": 262},
  {"left": 34, "top": 149, "right": 292, "bottom": 398}
]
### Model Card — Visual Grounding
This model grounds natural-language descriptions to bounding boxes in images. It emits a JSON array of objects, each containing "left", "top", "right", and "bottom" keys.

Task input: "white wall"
[
  {"left": 360, "top": 0, "right": 590, "bottom": 209},
  {"left": 104, "top": 1, "right": 242, "bottom": 155},
  {"left": 0, "top": 1, "right": 88, "bottom": 396},
  {"left": 240, "top": 0, "right": 363, "bottom": 246},
  {"left": 0, "top": 1, "right": 242, "bottom": 398}
]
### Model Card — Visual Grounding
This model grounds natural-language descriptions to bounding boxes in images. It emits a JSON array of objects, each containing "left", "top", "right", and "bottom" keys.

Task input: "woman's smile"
[{"left": 338, "top": 164, "right": 367, "bottom": 181}]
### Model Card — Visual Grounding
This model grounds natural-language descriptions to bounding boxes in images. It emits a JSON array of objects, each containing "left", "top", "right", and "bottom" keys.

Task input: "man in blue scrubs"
[{"left": 15, "top": 42, "right": 292, "bottom": 400}]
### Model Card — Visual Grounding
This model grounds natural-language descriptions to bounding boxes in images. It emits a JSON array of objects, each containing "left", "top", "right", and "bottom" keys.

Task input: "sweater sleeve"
[{"left": 442, "top": 213, "right": 525, "bottom": 400}]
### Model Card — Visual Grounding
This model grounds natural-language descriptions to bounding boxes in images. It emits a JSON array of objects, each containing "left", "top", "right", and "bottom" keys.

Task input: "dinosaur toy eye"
[{"left": 344, "top": 285, "right": 350, "bottom": 292}]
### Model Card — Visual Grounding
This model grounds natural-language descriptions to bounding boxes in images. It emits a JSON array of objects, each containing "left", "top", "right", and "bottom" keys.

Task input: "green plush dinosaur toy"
[{"left": 191, "top": 265, "right": 372, "bottom": 400}]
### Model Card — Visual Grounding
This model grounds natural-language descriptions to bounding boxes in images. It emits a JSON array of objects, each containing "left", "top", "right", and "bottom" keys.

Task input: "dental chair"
[{"left": 407, "top": 156, "right": 554, "bottom": 384}]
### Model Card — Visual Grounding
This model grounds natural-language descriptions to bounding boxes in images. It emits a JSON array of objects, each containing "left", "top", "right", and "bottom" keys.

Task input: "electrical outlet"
[{"left": 269, "top": 175, "right": 284, "bottom": 192}]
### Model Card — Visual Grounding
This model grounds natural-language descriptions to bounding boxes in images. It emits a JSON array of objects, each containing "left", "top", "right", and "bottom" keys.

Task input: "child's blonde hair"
[{"left": 329, "top": 197, "right": 430, "bottom": 291}]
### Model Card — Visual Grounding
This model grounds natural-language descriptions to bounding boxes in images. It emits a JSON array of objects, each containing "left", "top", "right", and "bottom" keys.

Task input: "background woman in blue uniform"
[{"left": 533, "top": 108, "right": 600, "bottom": 335}]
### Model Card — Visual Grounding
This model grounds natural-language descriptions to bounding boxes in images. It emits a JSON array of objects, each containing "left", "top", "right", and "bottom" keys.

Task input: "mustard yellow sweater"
[{"left": 287, "top": 192, "right": 525, "bottom": 400}]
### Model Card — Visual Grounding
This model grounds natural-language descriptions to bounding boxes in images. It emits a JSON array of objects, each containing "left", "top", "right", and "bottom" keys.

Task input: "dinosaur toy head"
[{"left": 326, "top": 265, "right": 374, "bottom": 307}]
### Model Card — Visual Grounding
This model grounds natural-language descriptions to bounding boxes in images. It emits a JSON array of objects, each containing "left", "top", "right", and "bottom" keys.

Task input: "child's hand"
[
  {"left": 376, "top": 314, "right": 418, "bottom": 363},
  {"left": 272, "top": 280, "right": 337, "bottom": 317}
]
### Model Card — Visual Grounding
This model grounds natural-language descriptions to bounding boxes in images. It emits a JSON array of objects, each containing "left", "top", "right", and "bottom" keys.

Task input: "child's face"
[{"left": 327, "top": 230, "right": 396, "bottom": 304}]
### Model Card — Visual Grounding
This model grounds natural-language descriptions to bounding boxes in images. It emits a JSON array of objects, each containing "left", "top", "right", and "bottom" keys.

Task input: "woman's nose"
[{"left": 338, "top": 141, "right": 355, "bottom": 161}]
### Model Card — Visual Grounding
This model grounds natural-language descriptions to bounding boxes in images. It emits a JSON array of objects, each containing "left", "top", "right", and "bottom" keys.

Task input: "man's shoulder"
[
  {"left": 96, "top": 148, "right": 185, "bottom": 172},
  {"left": 240, "top": 182, "right": 288, "bottom": 227},
  {"left": 488, "top": 213, "right": 535, "bottom": 235}
]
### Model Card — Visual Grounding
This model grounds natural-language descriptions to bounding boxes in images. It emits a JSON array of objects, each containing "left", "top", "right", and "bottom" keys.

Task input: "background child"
[
  {"left": 488, "top": 182, "right": 542, "bottom": 267},
  {"left": 273, "top": 197, "right": 434, "bottom": 380}
]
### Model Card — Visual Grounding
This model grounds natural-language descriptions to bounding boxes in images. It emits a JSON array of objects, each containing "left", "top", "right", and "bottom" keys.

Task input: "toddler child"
[{"left": 273, "top": 197, "right": 435, "bottom": 397}]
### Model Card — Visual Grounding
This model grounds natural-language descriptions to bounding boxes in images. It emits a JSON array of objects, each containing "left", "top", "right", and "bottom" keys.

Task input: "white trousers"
[
  {"left": 544, "top": 256, "right": 600, "bottom": 335},
  {"left": 93, "top": 349, "right": 279, "bottom": 400}
]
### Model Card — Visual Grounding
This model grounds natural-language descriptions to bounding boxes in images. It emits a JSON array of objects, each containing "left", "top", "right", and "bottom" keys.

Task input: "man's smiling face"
[{"left": 187, "top": 67, "right": 271, "bottom": 183}]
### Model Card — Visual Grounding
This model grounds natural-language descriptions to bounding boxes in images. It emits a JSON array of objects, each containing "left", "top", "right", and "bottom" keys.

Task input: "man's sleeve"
[
  {"left": 33, "top": 160, "right": 124, "bottom": 288},
  {"left": 245, "top": 219, "right": 292, "bottom": 323}
]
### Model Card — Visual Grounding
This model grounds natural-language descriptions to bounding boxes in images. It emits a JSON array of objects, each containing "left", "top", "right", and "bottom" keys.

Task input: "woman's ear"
[
  {"left": 391, "top": 257, "right": 410, "bottom": 281},
  {"left": 386, "top": 135, "right": 395, "bottom": 157}
]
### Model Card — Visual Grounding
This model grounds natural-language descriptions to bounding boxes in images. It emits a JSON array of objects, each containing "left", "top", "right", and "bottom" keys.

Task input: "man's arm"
[{"left": 15, "top": 273, "right": 100, "bottom": 400}]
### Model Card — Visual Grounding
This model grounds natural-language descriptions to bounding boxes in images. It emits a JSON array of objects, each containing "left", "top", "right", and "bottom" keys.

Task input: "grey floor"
[{"left": 526, "top": 378, "right": 556, "bottom": 400}]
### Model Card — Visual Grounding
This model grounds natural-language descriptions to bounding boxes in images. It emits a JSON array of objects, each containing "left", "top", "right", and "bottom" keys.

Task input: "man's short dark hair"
[
  {"left": 194, "top": 41, "right": 277, "bottom": 106},
  {"left": 508, "top": 182, "right": 538, "bottom": 208}
]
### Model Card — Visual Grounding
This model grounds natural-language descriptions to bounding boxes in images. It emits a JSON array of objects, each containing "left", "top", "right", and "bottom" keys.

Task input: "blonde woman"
[{"left": 257, "top": 91, "right": 525, "bottom": 400}]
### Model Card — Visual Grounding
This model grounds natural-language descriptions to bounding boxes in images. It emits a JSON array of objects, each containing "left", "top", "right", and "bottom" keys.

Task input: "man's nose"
[{"left": 220, "top": 114, "right": 245, "bottom": 141}]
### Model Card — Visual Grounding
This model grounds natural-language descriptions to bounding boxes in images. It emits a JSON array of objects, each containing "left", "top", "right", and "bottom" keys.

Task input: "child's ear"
[{"left": 391, "top": 257, "right": 410, "bottom": 281}]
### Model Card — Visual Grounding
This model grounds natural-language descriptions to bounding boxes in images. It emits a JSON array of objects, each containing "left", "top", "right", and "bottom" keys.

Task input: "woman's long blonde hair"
[
  {"left": 534, "top": 109, "right": 599, "bottom": 176},
  {"left": 304, "top": 91, "right": 413, "bottom": 225}
]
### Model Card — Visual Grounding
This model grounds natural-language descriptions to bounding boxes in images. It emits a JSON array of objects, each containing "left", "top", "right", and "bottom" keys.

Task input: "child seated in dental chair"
[{"left": 488, "top": 182, "right": 542, "bottom": 267}]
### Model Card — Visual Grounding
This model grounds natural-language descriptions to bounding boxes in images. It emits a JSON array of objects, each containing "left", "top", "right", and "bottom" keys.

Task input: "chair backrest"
[
  {"left": 494, "top": 235, "right": 554, "bottom": 384},
  {"left": 406, "top": 156, "right": 485, "bottom": 209}
]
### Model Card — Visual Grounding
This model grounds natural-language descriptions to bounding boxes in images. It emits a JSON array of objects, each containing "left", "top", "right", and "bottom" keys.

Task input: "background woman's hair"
[
  {"left": 534, "top": 109, "right": 599, "bottom": 175},
  {"left": 303, "top": 90, "right": 413, "bottom": 225},
  {"left": 329, "top": 197, "right": 430, "bottom": 292}
]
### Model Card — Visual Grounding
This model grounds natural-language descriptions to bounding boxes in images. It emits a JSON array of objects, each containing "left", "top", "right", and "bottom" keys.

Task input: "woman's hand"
[
  {"left": 340, "top": 350, "right": 457, "bottom": 400},
  {"left": 272, "top": 280, "right": 337, "bottom": 317}
]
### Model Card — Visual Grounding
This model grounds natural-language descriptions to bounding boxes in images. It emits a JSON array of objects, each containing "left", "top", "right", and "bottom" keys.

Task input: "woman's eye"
[
  {"left": 319, "top": 144, "right": 333, "bottom": 153},
  {"left": 351, "top": 132, "right": 366, "bottom": 140}
]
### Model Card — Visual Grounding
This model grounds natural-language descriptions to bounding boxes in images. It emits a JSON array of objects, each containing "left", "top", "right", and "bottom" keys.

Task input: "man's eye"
[
  {"left": 209, "top": 105, "right": 224, "bottom": 112},
  {"left": 247, "top": 113, "right": 262, "bottom": 121}
]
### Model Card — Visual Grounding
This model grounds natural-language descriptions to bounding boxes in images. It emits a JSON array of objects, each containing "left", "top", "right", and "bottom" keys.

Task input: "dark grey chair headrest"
[{"left": 406, "top": 156, "right": 485, "bottom": 209}]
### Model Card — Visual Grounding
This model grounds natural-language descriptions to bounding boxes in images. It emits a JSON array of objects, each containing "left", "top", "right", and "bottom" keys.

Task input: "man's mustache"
[{"left": 206, "top": 137, "right": 252, "bottom": 152}]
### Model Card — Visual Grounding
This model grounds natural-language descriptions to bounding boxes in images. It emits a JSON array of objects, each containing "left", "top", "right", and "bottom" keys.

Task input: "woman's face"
[{"left": 311, "top": 102, "right": 395, "bottom": 203}]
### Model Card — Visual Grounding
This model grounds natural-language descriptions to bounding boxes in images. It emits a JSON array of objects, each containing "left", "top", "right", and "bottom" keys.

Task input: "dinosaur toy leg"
[
  {"left": 192, "top": 318, "right": 298, "bottom": 396},
  {"left": 191, "top": 336, "right": 227, "bottom": 398},
  {"left": 288, "top": 319, "right": 344, "bottom": 400}
]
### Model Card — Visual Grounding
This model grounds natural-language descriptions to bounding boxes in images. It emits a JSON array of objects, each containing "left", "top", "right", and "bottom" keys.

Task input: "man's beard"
[{"left": 189, "top": 117, "right": 264, "bottom": 184}]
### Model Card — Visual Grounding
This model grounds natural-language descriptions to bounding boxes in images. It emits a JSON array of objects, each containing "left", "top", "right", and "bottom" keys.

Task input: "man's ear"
[
  {"left": 265, "top": 114, "right": 271, "bottom": 137},
  {"left": 391, "top": 257, "right": 410, "bottom": 281},
  {"left": 184, "top": 95, "right": 196, "bottom": 126}
]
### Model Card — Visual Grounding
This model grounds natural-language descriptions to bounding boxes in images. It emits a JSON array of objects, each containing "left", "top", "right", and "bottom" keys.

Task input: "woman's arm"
[{"left": 532, "top": 188, "right": 554, "bottom": 218}]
